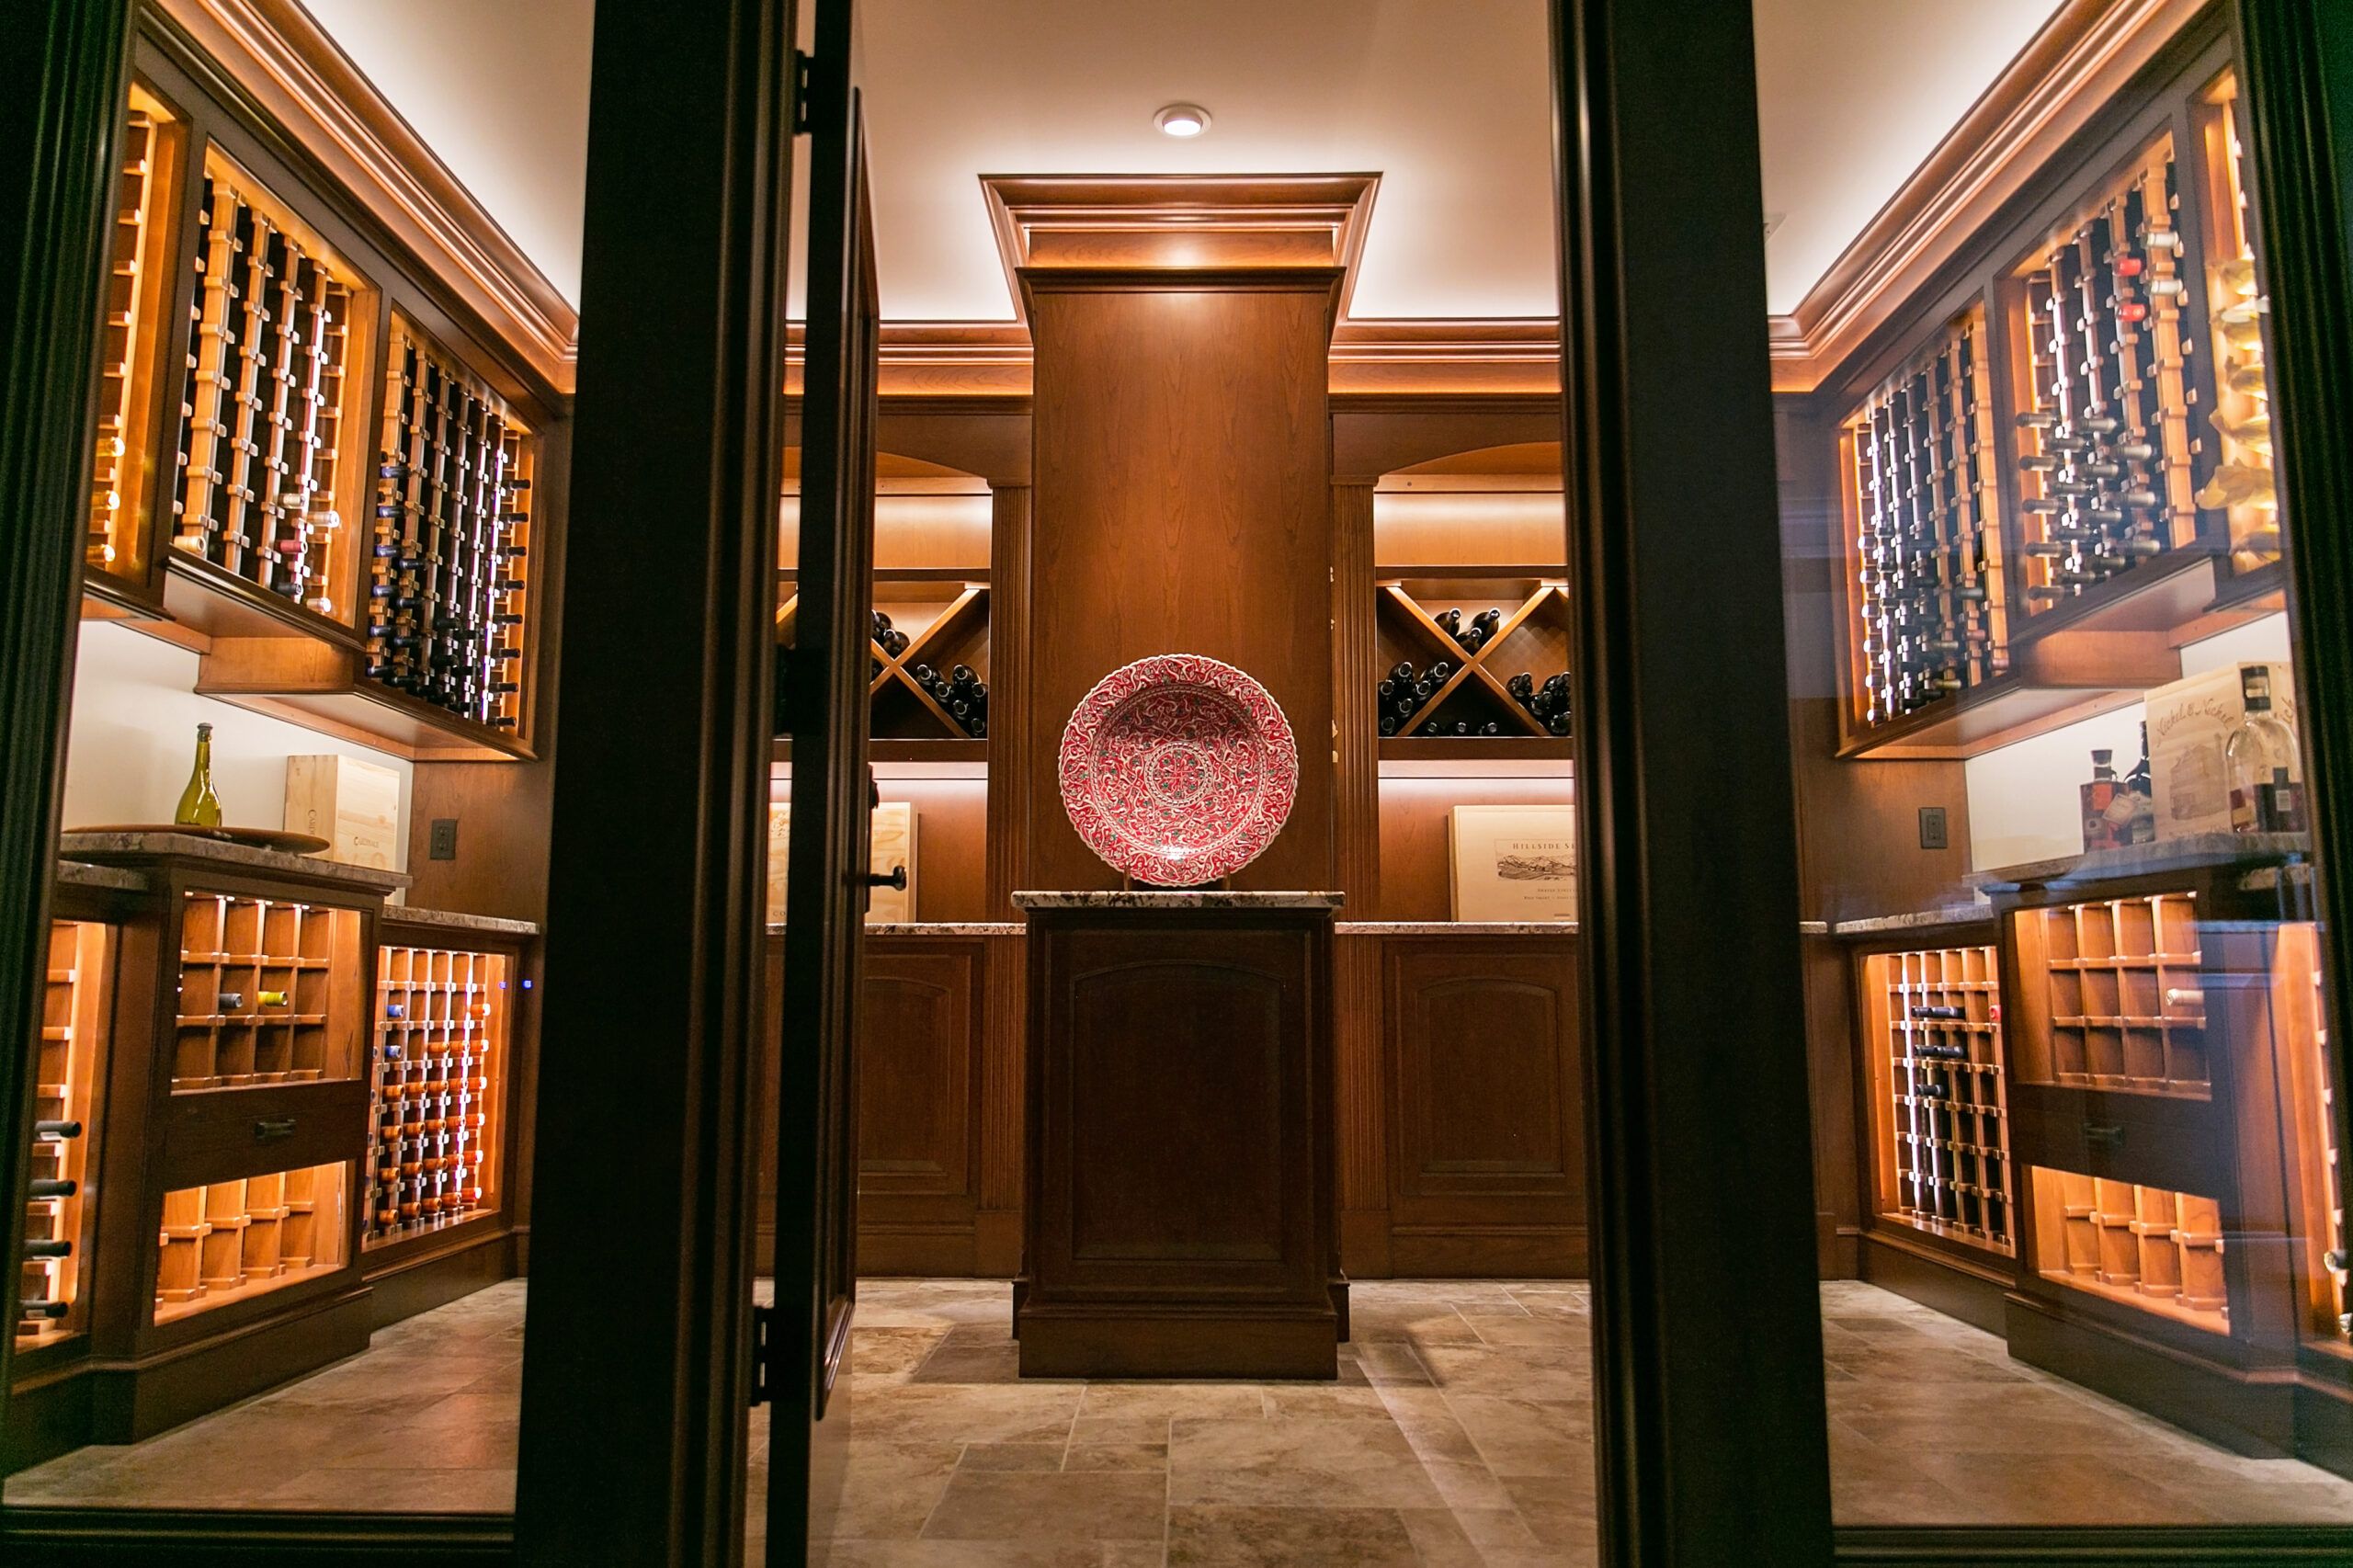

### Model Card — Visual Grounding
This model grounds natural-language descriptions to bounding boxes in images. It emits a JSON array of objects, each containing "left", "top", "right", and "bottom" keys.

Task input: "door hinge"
[
  {"left": 749, "top": 1302, "right": 774, "bottom": 1406},
  {"left": 791, "top": 50, "right": 813, "bottom": 134}
]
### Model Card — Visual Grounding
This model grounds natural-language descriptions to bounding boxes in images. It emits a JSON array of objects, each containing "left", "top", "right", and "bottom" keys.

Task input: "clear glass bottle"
[{"left": 2225, "top": 665, "right": 2305, "bottom": 834}]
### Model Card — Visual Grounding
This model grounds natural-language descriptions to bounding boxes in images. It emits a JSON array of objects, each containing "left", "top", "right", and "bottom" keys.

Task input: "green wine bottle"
[{"left": 174, "top": 722, "right": 222, "bottom": 828}]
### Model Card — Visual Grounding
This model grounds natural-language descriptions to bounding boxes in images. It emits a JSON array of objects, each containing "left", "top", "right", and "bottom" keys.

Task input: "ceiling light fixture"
[{"left": 1154, "top": 104, "right": 1211, "bottom": 139}]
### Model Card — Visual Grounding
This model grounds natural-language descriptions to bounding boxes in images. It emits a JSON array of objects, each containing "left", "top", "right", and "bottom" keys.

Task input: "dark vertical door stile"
[
  {"left": 769, "top": 0, "right": 880, "bottom": 1554},
  {"left": 517, "top": 0, "right": 798, "bottom": 1562}
]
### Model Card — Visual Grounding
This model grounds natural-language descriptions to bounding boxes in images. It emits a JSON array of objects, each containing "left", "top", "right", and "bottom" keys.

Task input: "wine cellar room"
[{"left": 7, "top": 0, "right": 2353, "bottom": 1560}]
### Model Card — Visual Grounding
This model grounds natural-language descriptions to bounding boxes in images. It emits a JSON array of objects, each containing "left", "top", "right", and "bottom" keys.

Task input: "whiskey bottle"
[{"left": 2081, "top": 748, "right": 2124, "bottom": 853}]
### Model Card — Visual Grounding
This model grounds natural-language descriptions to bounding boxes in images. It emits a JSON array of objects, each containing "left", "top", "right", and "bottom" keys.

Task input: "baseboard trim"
[
  {"left": 1836, "top": 1524, "right": 2353, "bottom": 1563},
  {"left": 0, "top": 1507, "right": 511, "bottom": 1564}
]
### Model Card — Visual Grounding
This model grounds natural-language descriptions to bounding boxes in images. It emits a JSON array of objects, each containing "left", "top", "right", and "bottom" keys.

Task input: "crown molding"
[
  {"left": 155, "top": 0, "right": 579, "bottom": 394},
  {"left": 1766, "top": 0, "right": 2208, "bottom": 393}
]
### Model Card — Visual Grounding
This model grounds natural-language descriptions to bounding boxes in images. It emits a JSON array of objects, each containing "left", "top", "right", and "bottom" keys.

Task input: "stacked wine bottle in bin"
[
  {"left": 2013, "top": 160, "right": 2191, "bottom": 612},
  {"left": 1436, "top": 606, "right": 1506, "bottom": 653},
  {"left": 1506, "top": 672, "right": 1574, "bottom": 736},
  {"left": 909, "top": 662, "right": 987, "bottom": 738},
  {"left": 365, "top": 335, "right": 528, "bottom": 731},
  {"left": 870, "top": 609, "right": 910, "bottom": 658}
]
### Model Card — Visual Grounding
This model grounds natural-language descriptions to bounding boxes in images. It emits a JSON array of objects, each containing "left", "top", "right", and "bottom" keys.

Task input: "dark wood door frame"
[{"left": 1549, "top": 0, "right": 1836, "bottom": 1562}]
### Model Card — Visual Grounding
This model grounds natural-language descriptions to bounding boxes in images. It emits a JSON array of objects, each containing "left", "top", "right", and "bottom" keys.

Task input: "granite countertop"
[
  {"left": 1973, "top": 831, "right": 2311, "bottom": 892},
  {"left": 384, "top": 905, "right": 543, "bottom": 937},
  {"left": 57, "top": 831, "right": 412, "bottom": 892},
  {"left": 1335, "top": 921, "right": 1577, "bottom": 936},
  {"left": 1830, "top": 904, "right": 1995, "bottom": 937},
  {"left": 57, "top": 859, "right": 150, "bottom": 893},
  {"left": 1012, "top": 891, "right": 1347, "bottom": 910},
  {"left": 763, "top": 921, "right": 1026, "bottom": 936}
]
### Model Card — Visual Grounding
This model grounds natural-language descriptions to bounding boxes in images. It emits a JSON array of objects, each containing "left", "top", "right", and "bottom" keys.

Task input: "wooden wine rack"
[
  {"left": 1863, "top": 943, "right": 2015, "bottom": 1256},
  {"left": 2192, "top": 69, "right": 2281, "bottom": 575},
  {"left": 2272, "top": 921, "right": 2350, "bottom": 1346},
  {"left": 2009, "top": 892, "right": 2207, "bottom": 1096},
  {"left": 1371, "top": 576, "right": 1573, "bottom": 748},
  {"left": 18, "top": 921, "right": 108, "bottom": 1348},
  {"left": 2029, "top": 1165, "right": 2228, "bottom": 1335},
  {"left": 1841, "top": 308, "right": 2008, "bottom": 728},
  {"left": 169, "top": 147, "right": 361, "bottom": 620},
  {"left": 369, "top": 315, "right": 535, "bottom": 733},
  {"left": 154, "top": 1159, "right": 347, "bottom": 1324},
  {"left": 2006, "top": 137, "right": 2204, "bottom": 619},
  {"left": 365, "top": 942, "right": 507, "bottom": 1246},
  {"left": 87, "top": 86, "right": 182, "bottom": 590},
  {"left": 173, "top": 892, "right": 363, "bottom": 1091},
  {"left": 778, "top": 573, "right": 991, "bottom": 748}
]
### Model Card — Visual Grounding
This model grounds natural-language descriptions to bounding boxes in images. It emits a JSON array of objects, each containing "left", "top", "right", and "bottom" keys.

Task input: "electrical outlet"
[
  {"left": 429, "top": 818, "right": 459, "bottom": 860},
  {"left": 1918, "top": 806, "right": 1949, "bottom": 851}
]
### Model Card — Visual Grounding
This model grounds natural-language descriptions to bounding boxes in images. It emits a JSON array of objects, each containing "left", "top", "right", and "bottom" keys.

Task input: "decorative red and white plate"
[{"left": 1058, "top": 654, "right": 1298, "bottom": 885}]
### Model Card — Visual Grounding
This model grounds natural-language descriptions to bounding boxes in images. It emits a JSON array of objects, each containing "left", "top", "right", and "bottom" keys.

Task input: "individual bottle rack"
[
  {"left": 2030, "top": 1165, "right": 2228, "bottom": 1335},
  {"left": 2008, "top": 142, "right": 2202, "bottom": 618},
  {"left": 2015, "top": 892, "right": 2207, "bottom": 1096},
  {"left": 169, "top": 151, "right": 354, "bottom": 617},
  {"left": 2192, "top": 71, "right": 2281, "bottom": 574},
  {"left": 18, "top": 921, "right": 107, "bottom": 1347},
  {"left": 1373, "top": 579, "right": 1573, "bottom": 743},
  {"left": 364, "top": 944, "right": 506, "bottom": 1245},
  {"left": 1845, "top": 308, "right": 2008, "bottom": 727},
  {"left": 173, "top": 892, "right": 352, "bottom": 1091},
  {"left": 154, "top": 1160, "right": 346, "bottom": 1324},
  {"left": 368, "top": 316, "right": 535, "bottom": 733},
  {"left": 1871, "top": 943, "right": 2015, "bottom": 1255},
  {"left": 87, "top": 88, "right": 178, "bottom": 585}
]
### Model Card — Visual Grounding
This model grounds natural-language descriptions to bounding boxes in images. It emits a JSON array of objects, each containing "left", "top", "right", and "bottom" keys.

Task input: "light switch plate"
[{"left": 1918, "top": 806, "right": 1949, "bottom": 851}]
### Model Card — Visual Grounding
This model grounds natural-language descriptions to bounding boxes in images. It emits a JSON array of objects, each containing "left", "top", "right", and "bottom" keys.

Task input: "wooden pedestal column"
[{"left": 1014, "top": 893, "right": 1343, "bottom": 1379}]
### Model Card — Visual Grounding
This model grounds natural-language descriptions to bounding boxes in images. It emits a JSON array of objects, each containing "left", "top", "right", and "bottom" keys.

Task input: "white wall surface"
[{"left": 63, "top": 620, "right": 413, "bottom": 868}]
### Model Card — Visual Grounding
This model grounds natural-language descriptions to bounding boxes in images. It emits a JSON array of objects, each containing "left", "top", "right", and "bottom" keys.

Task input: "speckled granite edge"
[
  {"left": 762, "top": 921, "right": 1027, "bottom": 936},
  {"left": 382, "top": 906, "right": 542, "bottom": 937},
  {"left": 1335, "top": 921, "right": 1576, "bottom": 936},
  {"left": 1972, "top": 830, "right": 2311, "bottom": 890},
  {"left": 1830, "top": 905, "right": 1996, "bottom": 937},
  {"left": 57, "top": 859, "right": 149, "bottom": 893},
  {"left": 1012, "top": 890, "right": 1346, "bottom": 910},
  {"left": 57, "top": 831, "right": 412, "bottom": 892}
]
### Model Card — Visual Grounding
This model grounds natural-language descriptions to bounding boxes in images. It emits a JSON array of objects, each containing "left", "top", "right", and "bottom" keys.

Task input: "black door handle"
[{"left": 862, "top": 865, "right": 907, "bottom": 892}]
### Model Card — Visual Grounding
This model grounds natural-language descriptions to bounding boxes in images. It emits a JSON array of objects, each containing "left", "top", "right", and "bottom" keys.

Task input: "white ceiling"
[{"left": 301, "top": 0, "right": 2064, "bottom": 322}]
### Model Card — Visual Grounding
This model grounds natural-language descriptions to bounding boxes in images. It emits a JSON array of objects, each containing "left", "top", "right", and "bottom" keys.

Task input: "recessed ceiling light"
[{"left": 1154, "top": 104, "right": 1211, "bottom": 139}]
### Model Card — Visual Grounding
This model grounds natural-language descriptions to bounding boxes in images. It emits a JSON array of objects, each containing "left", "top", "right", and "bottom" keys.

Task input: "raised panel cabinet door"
[
  {"left": 1387, "top": 939, "right": 1585, "bottom": 1221},
  {"left": 858, "top": 945, "right": 979, "bottom": 1199}
]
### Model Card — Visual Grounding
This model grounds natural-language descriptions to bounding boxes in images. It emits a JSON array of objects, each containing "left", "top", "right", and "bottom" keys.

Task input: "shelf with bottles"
[
  {"left": 17, "top": 920, "right": 112, "bottom": 1353},
  {"left": 171, "top": 891, "right": 366, "bottom": 1093},
  {"left": 777, "top": 570, "right": 992, "bottom": 753},
  {"left": 153, "top": 1159, "right": 348, "bottom": 1326},
  {"left": 1860, "top": 940, "right": 2017, "bottom": 1258},
  {"left": 82, "top": 83, "right": 188, "bottom": 610},
  {"left": 1371, "top": 574, "right": 1573, "bottom": 760},
  {"left": 158, "top": 142, "right": 379, "bottom": 641},
  {"left": 363, "top": 941, "right": 510, "bottom": 1251},
  {"left": 2190, "top": 68, "right": 2282, "bottom": 582},
  {"left": 2027, "top": 1165, "right": 2230, "bottom": 1336},
  {"left": 2270, "top": 922, "right": 2351, "bottom": 1356}
]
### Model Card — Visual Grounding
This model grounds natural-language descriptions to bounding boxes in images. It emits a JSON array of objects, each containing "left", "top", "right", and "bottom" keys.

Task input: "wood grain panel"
[
  {"left": 1335, "top": 929, "right": 1389, "bottom": 1275},
  {"left": 1381, "top": 935, "right": 1584, "bottom": 1276},
  {"left": 858, "top": 947, "right": 979, "bottom": 1199},
  {"left": 976, "top": 927, "right": 1026, "bottom": 1273},
  {"left": 1334, "top": 483, "right": 1380, "bottom": 913},
  {"left": 984, "top": 484, "right": 1031, "bottom": 918},
  {"left": 1026, "top": 269, "right": 1338, "bottom": 893},
  {"left": 1375, "top": 775, "right": 1576, "bottom": 922}
]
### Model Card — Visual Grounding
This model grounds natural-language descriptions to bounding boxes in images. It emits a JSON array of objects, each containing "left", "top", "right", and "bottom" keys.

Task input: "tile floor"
[{"left": 10, "top": 1278, "right": 2353, "bottom": 1562}]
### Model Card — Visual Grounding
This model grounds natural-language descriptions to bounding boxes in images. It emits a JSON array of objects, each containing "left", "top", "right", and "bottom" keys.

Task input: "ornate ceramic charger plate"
[{"left": 1058, "top": 653, "right": 1298, "bottom": 885}]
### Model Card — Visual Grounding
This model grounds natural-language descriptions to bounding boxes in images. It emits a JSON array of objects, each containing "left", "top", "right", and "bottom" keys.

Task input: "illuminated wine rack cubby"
[
  {"left": 368, "top": 315, "right": 535, "bottom": 733},
  {"left": 364, "top": 942, "right": 508, "bottom": 1245},
  {"left": 173, "top": 892, "right": 363, "bottom": 1091},
  {"left": 1371, "top": 577, "right": 1574, "bottom": 744},
  {"left": 154, "top": 1160, "right": 347, "bottom": 1324},
  {"left": 169, "top": 148, "right": 361, "bottom": 619},
  {"left": 1863, "top": 942, "right": 2015, "bottom": 1256},
  {"left": 2006, "top": 139, "right": 2203, "bottom": 618},
  {"left": 1843, "top": 308, "right": 2008, "bottom": 726},
  {"left": 87, "top": 86, "right": 182, "bottom": 586},
  {"left": 2010, "top": 892, "right": 2206, "bottom": 1096},
  {"left": 2029, "top": 1166, "right": 2228, "bottom": 1335},
  {"left": 17, "top": 921, "right": 108, "bottom": 1347},
  {"left": 2192, "top": 69, "right": 2281, "bottom": 574}
]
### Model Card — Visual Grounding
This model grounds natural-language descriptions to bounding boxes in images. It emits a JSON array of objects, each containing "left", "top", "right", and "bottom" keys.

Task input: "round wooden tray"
[{"left": 68, "top": 823, "right": 333, "bottom": 856}]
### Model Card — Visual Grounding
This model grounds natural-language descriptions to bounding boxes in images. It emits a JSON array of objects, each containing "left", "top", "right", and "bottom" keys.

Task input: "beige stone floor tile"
[
  {"left": 908, "top": 1325, "right": 1024, "bottom": 1384},
  {"left": 1415, "top": 1344, "right": 1588, "bottom": 1400},
  {"left": 921, "top": 1470, "right": 1166, "bottom": 1542},
  {"left": 1259, "top": 1383, "right": 1396, "bottom": 1421},
  {"left": 1419, "top": 1458, "right": 1518, "bottom": 1513},
  {"left": 961, "top": 1442, "right": 1068, "bottom": 1471},
  {"left": 1069, "top": 1414, "right": 1179, "bottom": 1446},
  {"left": 1905, "top": 1450, "right": 2223, "bottom": 1526},
  {"left": 1166, "top": 1415, "right": 1444, "bottom": 1509},
  {"left": 1063, "top": 1441, "right": 1167, "bottom": 1471},
  {"left": 854, "top": 1327, "right": 951, "bottom": 1378},
  {"left": 827, "top": 1544, "right": 1163, "bottom": 1568},
  {"left": 1349, "top": 1341, "right": 1434, "bottom": 1386},
  {"left": 1078, "top": 1381, "right": 1269, "bottom": 1422},
  {"left": 1369, "top": 1388, "right": 1486, "bottom": 1466},
  {"left": 261, "top": 1465, "right": 517, "bottom": 1512},
  {"left": 1458, "top": 1312, "right": 1587, "bottom": 1350},
  {"left": 1345, "top": 1302, "right": 1483, "bottom": 1345},
  {"left": 848, "top": 1383, "right": 1083, "bottom": 1446},
  {"left": 830, "top": 1439, "right": 964, "bottom": 1539},
  {"left": 1166, "top": 1504, "right": 1420, "bottom": 1567}
]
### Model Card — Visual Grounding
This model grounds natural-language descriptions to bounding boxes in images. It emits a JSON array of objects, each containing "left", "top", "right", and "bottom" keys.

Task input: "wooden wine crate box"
[
  {"left": 283, "top": 756, "right": 402, "bottom": 871},
  {"left": 2146, "top": 661, "right": 2296, "bottom": 840}
]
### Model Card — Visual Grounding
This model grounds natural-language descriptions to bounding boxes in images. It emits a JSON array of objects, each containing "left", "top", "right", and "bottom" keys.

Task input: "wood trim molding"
[
  {"left": 1767, "top": 0, "right": 2209, "bottom": 392},
  {"left": 154, "top": 0, "right": 579, "bottom": 393}
]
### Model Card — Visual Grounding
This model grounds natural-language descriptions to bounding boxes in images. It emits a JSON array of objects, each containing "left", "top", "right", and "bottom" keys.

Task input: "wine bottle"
[
  {"left": 2226, "top": 665, "right": 2306, "bottom": 834},
  {"left": 20, "top": 1239, "right": 72, "bottom": 1259},
  {"left": 216, "top": 991, "right": 244, "bottom": 1011},
  {"left": 33, "top": 1119, "right": 82, "bottom": 1140},
  {"left": 257, "top": 990, "right": 290, "bottom": 1006},
  {"left": 1910, "top": 1005, "right": 1966, "bottom": 1020},
  {"left": 174, "top": 722, "right": 223, "bottom": 828},
  {"left": 27, "top": 1178, "right": 77, "bottom": 1199},
  {"left": 17, "top": 1300, "right": 68, "bottom": 1322}
]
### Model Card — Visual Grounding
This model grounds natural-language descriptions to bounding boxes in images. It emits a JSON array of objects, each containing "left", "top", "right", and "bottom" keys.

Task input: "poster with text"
[{"left": 1449, "top": 804, "right": 1576, "bottom": 922}]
